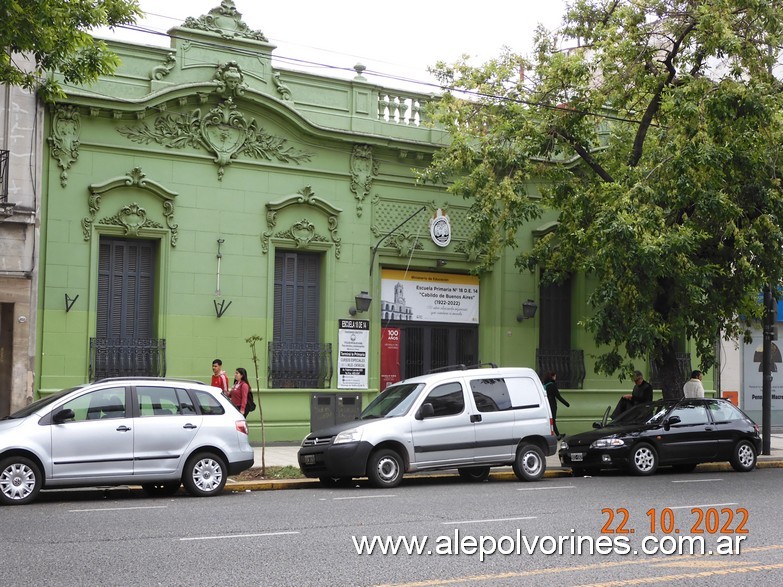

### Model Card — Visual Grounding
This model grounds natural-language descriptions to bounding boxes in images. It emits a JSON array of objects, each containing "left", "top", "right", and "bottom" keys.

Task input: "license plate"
[
  {"left": 303, "top": 454, "right": 315, "bottom": 465},
  {"left": 570, "top": 453, "right": 584, "bottom": 462}
]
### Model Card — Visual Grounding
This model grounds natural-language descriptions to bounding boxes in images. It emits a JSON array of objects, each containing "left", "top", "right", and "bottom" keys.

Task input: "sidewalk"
[{"left": 231, "top": 434, "right": 783, "bottom": 491}]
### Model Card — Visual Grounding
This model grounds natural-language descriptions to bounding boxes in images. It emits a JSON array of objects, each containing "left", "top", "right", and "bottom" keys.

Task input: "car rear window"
[
  {"left": 708, "top": 400, "right": 744, "bottom": 423},
  {"left": 192, "top": 389, "right": 226, "bottom": 415},
  {"left": 504, "top": 377, "right": 542, "bottom": 409},
  {"left": 470, "top": 378, "right": 512, "bottom": 412}
]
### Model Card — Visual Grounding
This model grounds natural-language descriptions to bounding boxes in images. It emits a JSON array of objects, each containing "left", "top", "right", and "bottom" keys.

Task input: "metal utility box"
[{"left": 310, "top": 393, "right": 362, "bottom": 431}]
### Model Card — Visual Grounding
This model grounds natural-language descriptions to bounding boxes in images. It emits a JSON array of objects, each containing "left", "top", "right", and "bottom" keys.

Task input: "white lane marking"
[
  {"left": 180, "top": 531, "right": 300, "bottom": 541},
  {"left": 69, "top": 505, "right": 167, "bottom": 512},
  {"left": 333, "top": 494, "right": 396, "bottom": 500},
  {"left": 516, "top": 485, "right": 575, "bottom": 491},
  {"left": 669, "top": 502, "right": 738, "bottom": 510},
  {"left": 442, "top": 516, "right": 536, "bottom": 525},
  {"left": 671, "top": 478, "right": 724, "bottom": 483}
]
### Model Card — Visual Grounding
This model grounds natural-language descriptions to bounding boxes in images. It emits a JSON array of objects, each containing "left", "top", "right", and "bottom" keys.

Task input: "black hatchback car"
[{"left": 559, "top": 398, "right": 761, "bottom": 476}]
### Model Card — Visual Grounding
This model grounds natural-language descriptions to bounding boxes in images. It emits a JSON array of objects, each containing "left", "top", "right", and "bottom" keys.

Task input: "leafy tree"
[
  {"left": 0, "top": 0, "right": 141, "bottom": 101},
  {"left": 424, "top": 0, "right": 783, "bottom": 397}
]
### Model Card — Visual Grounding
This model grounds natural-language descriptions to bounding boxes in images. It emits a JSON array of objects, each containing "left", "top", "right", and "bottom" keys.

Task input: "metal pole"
[{"left": 762, "top": 286, "right": 773, "bottom": 455}]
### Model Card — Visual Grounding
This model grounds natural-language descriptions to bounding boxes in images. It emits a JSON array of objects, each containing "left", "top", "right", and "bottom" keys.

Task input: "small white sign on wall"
[{"left": 338, "top": 319, "right": 369, "bottom": 389}]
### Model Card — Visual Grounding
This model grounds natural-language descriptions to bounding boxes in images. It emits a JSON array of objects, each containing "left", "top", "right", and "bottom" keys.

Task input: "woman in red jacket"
[{"left": 229, "top": 367, "right": 250, "bottom": 415}]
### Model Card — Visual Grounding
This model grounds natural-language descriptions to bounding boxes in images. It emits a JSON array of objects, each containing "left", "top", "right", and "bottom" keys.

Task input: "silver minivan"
[
  {"left": 298, "top": 366, "right": 557, "bottom": 487},
  {"left": 0, "top": 378, "right": 254, "bottom": 505}
]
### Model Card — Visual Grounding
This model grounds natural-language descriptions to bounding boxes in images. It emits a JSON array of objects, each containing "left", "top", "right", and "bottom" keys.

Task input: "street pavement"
[{"left": 230, "top": 432, "right": 783, "bottom": 491}]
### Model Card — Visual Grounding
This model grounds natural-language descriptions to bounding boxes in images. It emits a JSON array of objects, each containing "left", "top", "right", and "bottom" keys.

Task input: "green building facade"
[{"left": 37, "top": 2, "right": 667, "bottom": 442}]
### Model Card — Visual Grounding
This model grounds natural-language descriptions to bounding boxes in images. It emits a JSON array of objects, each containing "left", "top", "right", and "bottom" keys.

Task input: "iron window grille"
[
  {"left": 268, "top": 341, "right": 332, "bottom": 389},
  {"left": 89, "top": 338, "right": 167, "bottom": 381}
]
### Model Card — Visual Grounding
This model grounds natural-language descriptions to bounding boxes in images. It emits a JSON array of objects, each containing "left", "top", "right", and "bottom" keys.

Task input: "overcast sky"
[{"left": 98, "top": 0, "right": 568, "bottom": 91}]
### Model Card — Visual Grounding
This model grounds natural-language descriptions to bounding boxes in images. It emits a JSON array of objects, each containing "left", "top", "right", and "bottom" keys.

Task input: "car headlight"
[
  {"left": 560, "top": 441, "right": 569, "bottom": 450},
  {"left": 590, "top": 437, "right": 625, "bottom": 449},
  {"left": 334, "top": 427, "right": 363, "bottom": 444}
]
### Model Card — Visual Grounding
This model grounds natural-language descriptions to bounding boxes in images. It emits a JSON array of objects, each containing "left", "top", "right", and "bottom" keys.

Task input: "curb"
[{"left": 225, "top": 459, "right": 783, "bottom": 492}]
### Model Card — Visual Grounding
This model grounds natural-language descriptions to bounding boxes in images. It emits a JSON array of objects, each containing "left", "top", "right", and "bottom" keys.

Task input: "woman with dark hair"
[
  {"left": 230, "top": 367, "right": 251, "bottom": 416},
  {"left": 542, "top": 371, "right": 570, "bottom": 440}
]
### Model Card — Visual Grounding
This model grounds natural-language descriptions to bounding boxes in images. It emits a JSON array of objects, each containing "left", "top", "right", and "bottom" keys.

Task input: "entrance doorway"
[{"left": 387, "top": 322, "right": 478, "bottom": 380}]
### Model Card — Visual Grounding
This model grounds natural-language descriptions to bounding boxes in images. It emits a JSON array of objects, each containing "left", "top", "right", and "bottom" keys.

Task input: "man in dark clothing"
[
  {"left": 611, "top": 370, "right": 653, "bottom": 419},
  {"left": 542, "top": 371, "right": 570, "bottom": 439}
]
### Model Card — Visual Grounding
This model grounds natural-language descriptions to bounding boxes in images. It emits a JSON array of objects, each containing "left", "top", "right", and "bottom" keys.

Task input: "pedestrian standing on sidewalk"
[
  {"left": 230, "top": 367, "right": 251, "bottom": 416},
  {"left": 542, "top": 371, "right": 570, "bottom": 439},
  {"left": 683, "top": 370, "right": 705, "bottom": 398},
  {"left": 210, "top": 359, "right": 229, "bottom": 396}
]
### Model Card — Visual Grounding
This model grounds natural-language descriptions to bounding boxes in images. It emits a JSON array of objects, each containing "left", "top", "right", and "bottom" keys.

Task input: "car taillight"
[
  {"left": 550, "top": 418, "right": 555, "bottom": 436},
  {"left": 236, "top": 420, "right": 248, "bottom": 435}
]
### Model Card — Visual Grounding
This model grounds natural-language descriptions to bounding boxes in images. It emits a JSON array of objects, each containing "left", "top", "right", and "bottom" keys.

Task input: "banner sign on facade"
[
  {"left": 380, "top": 327, "right": 401, "bottom": 390},
  {"left": 741, "top": 327, "right": 783, "bottom": 411},
  {"left": 380, "top": 269, "right": 479, "bottom": 324},
  {"left": 337, "top": 319, "right": 369, "bottom": 389}
]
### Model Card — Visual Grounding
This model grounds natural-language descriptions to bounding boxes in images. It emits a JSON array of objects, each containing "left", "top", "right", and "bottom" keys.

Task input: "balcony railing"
[
  {"left": 89, "top": 338, "right": 167, "bottom": 381},
  {"left": 268, "top": 341, "right": 332, "bottom": 389},
  {"left": 536, "top": 349, "right": 586, "bottom": 389},
  {"left": 0, "top": 149, "right": 12, "bottom": 217}
]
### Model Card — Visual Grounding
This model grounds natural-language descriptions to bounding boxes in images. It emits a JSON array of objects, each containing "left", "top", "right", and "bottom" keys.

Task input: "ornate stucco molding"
[
  {"left": 182, "top": 0, "right": 268, "bottom": 41},
  {"left": 117, "top": 98, "right": 312, "bottom": 180},
  {"left": 150, "top": 53, "right": 176, "bottom": 80},
  {"left": 99, "top": 203, "right": 164, "bottom": 236},
  {"left": 214, "top": 61, "right": 248, "bottom": 99},
  {"left": 82, "top": 167, "right": 179, "bottom": 246},
  {"left": 262, "top": 186, "right": 342, "bottom": 258},
  {"left": 349, "top": 144, "right": 379, "bottom": 218},
  {"left": 48, "top": 106, "right": 80, "bottom": 187},
  {"left": 273, "top": 72, "right": 292, "bottom": 101}
]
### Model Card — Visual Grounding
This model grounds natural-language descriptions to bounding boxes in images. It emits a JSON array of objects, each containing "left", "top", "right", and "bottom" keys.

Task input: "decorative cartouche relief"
[
  {"left": 262, "top": 186, "right": 342, "bottom": 258},
  {"left": 182, "top": 0, "right": 268, "bottom": 41},
  {"left": 117, "top": 98, "right": 311, "bottom": 180},
  {"left": 150, "top": 53, "right": 176, "bottom": 81},
  {"left": 48, "top": 106, "right": 81, "bottom": 187},
  {"left": 349, "top": 144, "right": 379, "bottom": 218},
  {"left": 82, "top": 167, "right": 179, "bottom": 246},
  {"left": 99, "top": 203, "right": 164, "bottom": 236}
]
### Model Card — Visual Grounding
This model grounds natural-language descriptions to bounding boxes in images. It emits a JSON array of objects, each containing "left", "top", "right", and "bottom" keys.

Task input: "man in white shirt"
[{"left": 683, "top": 370, "right": 705, "bottom": 398}]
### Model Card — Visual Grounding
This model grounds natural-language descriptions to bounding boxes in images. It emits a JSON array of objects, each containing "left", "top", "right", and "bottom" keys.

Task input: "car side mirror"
[
  {"left": 663, "top": 415, "right": 681, "bottom": 431},
  {"left": 592, "top": 421, "right": 603, "bottom": 429},
  {"left": 416, "top": 403, "right": 435, "bottom": 420},
  {"left": 52, "top": 408, "right": 75, "bottom": 423}
]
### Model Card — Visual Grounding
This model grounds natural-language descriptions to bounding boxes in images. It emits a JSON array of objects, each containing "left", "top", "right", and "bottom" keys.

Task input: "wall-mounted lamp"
[
  {"left": 516, "top": 299, "right": 538, "bottom": 322},
  {"left": 349, "top": 291, "right": 372, "bottom": 316}
]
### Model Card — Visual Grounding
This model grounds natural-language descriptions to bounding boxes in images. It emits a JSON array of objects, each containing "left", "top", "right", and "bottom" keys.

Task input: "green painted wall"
[{"left": 36, "top": 4, "right": 700, "bottom": 443}]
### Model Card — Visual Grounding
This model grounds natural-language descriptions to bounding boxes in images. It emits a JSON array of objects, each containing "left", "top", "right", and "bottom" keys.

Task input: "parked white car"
[
  {"left": 0, "top": 378, "right": 254, "bottom": 505},
  {"left": 299, "top": 365, "right": 557, "bottom": 487}
]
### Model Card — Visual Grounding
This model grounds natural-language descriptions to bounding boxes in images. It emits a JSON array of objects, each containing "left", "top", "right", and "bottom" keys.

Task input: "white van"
[{"left": 298, "top": 365, "right": 557, "bottom": 487}]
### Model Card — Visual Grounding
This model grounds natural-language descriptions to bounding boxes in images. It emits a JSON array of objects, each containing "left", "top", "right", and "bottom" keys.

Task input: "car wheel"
[
  {"left": 458, "top": 467, "right": 491, "bottom": 482},
  {"left": 0, "top": 456, "right": 43, "bottom": 506},
  {"left": 366, "top": 449, "right": 403, "bottom": 488},
  {"left": 142, "top": 482, "right": 181, "bottom": 497},
  {"left": 182, "top": 452, "right": 227, "bottom": 497},
  {"left": 629, "top": 443, "right": 658, "bottom": 476},
  {"left": 319, "top": 476, "right": 353, "bottom": 488},
  {"left": 730, "top": 440, "right": 757, "bottom": 472},
  {"left": 671, "top": 463, "right": 697, "bottom": 474},
  {"left": 513, "top": 444, "right": 545, "bottom": 481}
]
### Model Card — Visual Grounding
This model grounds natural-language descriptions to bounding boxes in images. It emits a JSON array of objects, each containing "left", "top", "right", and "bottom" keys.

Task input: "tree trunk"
[{"left": 656, "top": 342, "right": 684, "bottom": 400}]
